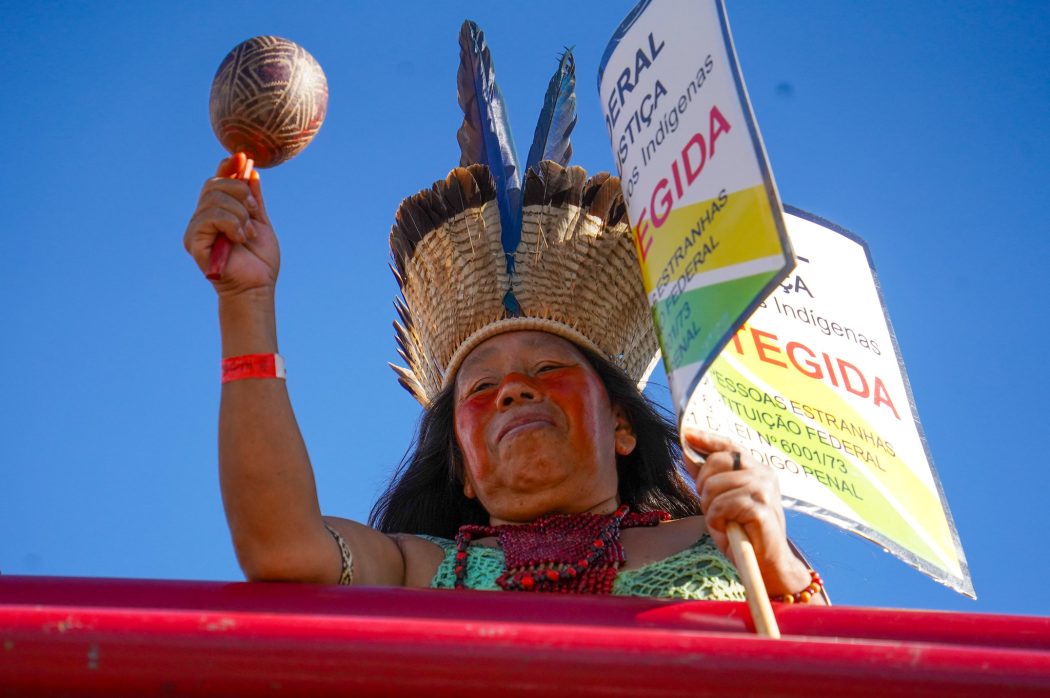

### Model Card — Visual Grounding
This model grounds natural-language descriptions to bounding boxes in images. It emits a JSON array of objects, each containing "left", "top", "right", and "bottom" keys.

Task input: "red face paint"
[{"left": 453, "top": 331, "right": 625, "bottom": 524}]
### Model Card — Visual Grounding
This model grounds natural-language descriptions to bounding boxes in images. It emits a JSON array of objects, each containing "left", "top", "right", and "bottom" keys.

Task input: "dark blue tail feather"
[
  {"left": 456, "top": 21, "right": 523, "bottom": 256},
  {"left": 525, "top": 49, "right": 577, "bottom": 174}
]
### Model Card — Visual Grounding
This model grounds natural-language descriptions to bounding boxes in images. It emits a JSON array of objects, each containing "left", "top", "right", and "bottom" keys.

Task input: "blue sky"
[{"left": 2, "top": 1, "right": 1048, "bottom": 617}]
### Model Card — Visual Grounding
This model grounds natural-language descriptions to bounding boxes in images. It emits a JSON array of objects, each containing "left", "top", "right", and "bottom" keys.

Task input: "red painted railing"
[{"left": 2, "top": 575, "right": 1049, "bottom": 696}]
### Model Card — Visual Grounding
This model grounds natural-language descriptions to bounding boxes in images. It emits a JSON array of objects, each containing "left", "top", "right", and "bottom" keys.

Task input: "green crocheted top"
[{"left": 423, "top": 534, "right": 746, "bottom": 600}]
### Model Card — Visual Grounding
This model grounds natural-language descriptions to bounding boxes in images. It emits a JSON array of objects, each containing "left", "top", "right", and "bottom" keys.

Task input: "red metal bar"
[{"left": 2, "top": 576, "right": 1049, "bottom": 696}]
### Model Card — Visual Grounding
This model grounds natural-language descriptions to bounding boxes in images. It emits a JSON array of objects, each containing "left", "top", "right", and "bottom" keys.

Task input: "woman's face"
[{"left": 453, "top": 331, "right": 636, "bottom": 524}]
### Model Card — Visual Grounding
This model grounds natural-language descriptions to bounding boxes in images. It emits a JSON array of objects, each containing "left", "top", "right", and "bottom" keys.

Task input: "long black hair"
[{"left": 369, "top": 348, "right": 700, "bottom": 538}]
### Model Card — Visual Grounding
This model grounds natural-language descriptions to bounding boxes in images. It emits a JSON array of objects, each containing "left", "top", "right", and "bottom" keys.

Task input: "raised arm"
[{"left": 183, "top": 155, "right": 428, "bottom": 585}]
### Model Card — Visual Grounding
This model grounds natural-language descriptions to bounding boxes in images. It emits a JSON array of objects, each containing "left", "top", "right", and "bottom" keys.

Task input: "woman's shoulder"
[
  {"left": 412, "top": 533, "right": 506, "bottom": 591},
  {"left": 389, "top": 533, "right": 449, "bottom": 588},
  {"left": 620, "top": 515, "right": 708, "bottom": 571},
  {"left": 413, "top": 533, "right": 455, "bottom": 550}
]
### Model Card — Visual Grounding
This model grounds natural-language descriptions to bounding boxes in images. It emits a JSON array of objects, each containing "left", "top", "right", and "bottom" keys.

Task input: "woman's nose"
[{"left": 496, "top": 372, "right": 540, "bottom": 408}]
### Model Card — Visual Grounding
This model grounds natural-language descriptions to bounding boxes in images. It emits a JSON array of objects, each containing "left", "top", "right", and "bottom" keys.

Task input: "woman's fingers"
[
  {"left": 683, "top": 428, "right": 768, "bottom": 490},
  {"left": 699, "top": 469, "right": 772, "bottom": 511},
  {"left": 681, "top": 427, "right": 738, "bottom": 478},
  {"left": 697, "top": 448, "right": 737, "bottom": 477},
  {"left": 198, "top": 176, "right": 256, "bottom": 211},
  {"left": 700, "top": 455, "right": 784, "bottom": 517},
  {"left": 201, "top": 189, "right": 253, "bottom": 229},
  {"left": 184, "top": 213, "right": 240, "bottom": 273},
  {"left": 695, "top": 447, "right": 752, "bottom": 498},
  {"left": 212, "top": 153, "right": 265, "bottom": 219},
  {"left": 703, "top": 486, "right": 780, "bottom": 544},
  {"left": 202, "top": 174, "right": 265, "bottom": 232},
  {"left": 185, "top": 157, "right": 279, "bottom": 296},
  {"left": 682, "top": 428, "right": 785, "bottom": 545},
  {"left": 185, "top": 189, "right": 250, "bottom": 244},
  {"left": 216, "top": 154, "right": 240, "bottom": 178},
  {"left": 684, "top": 430, "right": 816, "bottom": 598},
  {"left": 184, "top": 176, "right": 262, "bottom": 257},
  {"left": 247, "top": 170, "right": 269, "bottom": 225},
  {"left": 204, "top": 208, "right": 247, "bottom": 243},
  {"left": 683, "top": 426, "right": 738, "bottom": 455}
]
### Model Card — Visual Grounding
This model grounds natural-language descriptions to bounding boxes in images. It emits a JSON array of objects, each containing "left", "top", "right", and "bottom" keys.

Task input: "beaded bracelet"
[{"left": 770, "top": 570, "right": 823, "bottom": 604}]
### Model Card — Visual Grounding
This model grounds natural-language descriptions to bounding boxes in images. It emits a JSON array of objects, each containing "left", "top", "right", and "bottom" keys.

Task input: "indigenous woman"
[{"left": 183, "top": 155, "right": 824, "bottom": 604}]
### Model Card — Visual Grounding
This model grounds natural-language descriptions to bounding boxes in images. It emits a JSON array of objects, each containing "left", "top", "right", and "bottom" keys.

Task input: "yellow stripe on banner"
[
  {"left": 634, "top": 184, "right": 782, "bottom": 296},
  {"left": 716, "top": 327, "right": 960, "bottom": 574}
]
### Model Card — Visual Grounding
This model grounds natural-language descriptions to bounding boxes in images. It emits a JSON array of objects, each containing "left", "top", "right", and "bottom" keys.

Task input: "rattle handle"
[{"left": 205, "top": 156, "right": 255, "bottom": 281}]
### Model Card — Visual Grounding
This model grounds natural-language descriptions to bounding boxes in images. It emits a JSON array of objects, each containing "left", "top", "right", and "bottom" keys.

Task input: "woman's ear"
[
  {"left": 612, "top": 404, "right": 637, "bottom": 456},
  {"left": 462, "top": 476, "right": 477, "bottom": 500}
]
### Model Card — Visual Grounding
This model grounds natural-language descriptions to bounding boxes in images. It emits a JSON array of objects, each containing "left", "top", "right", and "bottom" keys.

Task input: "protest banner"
[
  {"left": 600, "top": 1, "right": 972, "bottom": 595},
  {"left": 598, "top": 0, "right": 794, "bottom": 418},
  {"left": 688, "top": 208, "right": 973, "bottom": 596}
]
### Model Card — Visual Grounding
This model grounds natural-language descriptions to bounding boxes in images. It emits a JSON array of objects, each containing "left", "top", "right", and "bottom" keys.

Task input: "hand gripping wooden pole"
[{"left": 683, "top": 442, "right": 781, "bottom": 638}]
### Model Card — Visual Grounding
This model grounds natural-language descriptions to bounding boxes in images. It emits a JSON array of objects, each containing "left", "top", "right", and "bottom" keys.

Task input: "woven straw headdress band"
[{"left": 389, "top": 161, "right": 658, "bottom": 407}]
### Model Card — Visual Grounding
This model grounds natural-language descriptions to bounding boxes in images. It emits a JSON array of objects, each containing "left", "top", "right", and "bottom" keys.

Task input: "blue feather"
[
  {"left": 526, "top": 49, "right": 577, "bottom": 174},
  {"left": 457, "top": 21, "right": 522, "bottom": 255}
]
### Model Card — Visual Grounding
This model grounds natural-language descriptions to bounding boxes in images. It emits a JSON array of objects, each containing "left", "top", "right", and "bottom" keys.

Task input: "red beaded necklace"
[{"left": 453, "top": 504, "right": 670, "bottom": 594}]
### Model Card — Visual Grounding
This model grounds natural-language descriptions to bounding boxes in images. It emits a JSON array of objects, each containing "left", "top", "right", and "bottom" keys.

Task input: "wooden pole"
[{"left": 727, "top": 521, "right": 781, "bottom": 638}]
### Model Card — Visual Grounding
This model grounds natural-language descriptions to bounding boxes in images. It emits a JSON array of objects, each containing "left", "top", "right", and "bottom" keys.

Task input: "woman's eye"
[
  {"left": 536, "top": 363, "right": 563, "bottom": 374},
  {"left": 469, "top": 381, "right": 495, "bottom": 394}
]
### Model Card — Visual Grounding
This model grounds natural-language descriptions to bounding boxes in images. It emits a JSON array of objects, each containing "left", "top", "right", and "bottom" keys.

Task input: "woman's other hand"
[
  {"left": 682, "top": 428, "right": 814, "bottom": 599},
  {"left": 184, "top": 153, "right": 280, "bottom": 298}
]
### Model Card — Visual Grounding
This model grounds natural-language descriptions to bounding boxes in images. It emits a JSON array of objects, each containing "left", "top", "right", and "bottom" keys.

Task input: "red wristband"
[{"left": 221, "top": 353, "right": 286, "bottom": 384}]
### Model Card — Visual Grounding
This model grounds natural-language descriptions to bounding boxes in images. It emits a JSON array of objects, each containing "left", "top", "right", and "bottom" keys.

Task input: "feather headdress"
[{"left": 389, "top": 22, "right": 656, "bottom": 406}]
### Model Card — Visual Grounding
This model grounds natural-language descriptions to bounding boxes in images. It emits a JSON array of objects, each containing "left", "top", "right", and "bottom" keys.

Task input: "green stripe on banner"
[{"left": 655, "top": 271, "right": 778, "bottom": 372}]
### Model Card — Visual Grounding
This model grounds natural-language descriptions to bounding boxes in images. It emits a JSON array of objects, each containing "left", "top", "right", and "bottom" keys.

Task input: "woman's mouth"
[{"left": 497, "top": 414, "right": 554, "bottom": 442}]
